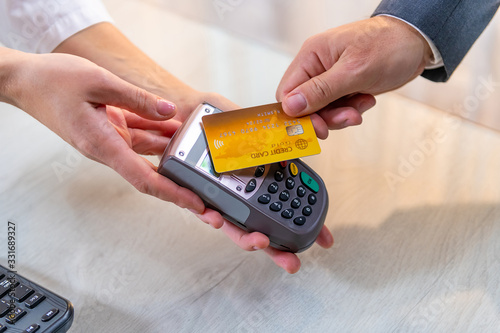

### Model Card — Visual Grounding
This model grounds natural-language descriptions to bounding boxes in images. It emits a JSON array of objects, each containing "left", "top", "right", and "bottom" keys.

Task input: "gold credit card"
[{"left": 202, "top": 102, "right": 321, "bottom": 173}]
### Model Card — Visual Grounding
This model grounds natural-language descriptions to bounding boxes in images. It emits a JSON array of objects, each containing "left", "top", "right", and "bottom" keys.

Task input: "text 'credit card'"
[{"left": 202, "top": 102, "right": 321, "bottom": 173}]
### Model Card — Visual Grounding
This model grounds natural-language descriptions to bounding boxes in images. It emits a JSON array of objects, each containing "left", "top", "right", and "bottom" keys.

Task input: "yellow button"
[{"left": 289, "top": 162, "right": 298, "bottom": 177}]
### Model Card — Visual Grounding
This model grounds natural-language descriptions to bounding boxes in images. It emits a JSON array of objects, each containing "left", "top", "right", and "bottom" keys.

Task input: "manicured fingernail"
[
  {"left": 284, "top": 93, "right": 307, "bottom": 115},
  {"left": 189, "top": 208, "right": 201, "bottom": 215},
  {"left": 157, "top": 98, "right": 176, "bottom": 116},
  {"left": 325, "top": 233, "right": 334, "bottom": 247}
]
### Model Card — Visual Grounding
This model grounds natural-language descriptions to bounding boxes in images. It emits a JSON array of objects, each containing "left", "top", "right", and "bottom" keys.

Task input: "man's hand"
[{"left": 276, "top": 16, "right": 433, "bottom": 136}]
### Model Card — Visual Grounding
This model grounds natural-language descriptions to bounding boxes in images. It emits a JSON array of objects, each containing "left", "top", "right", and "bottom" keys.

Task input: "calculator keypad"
[{"left": 0, "top": 266, "right": 72, "bottom": 333}]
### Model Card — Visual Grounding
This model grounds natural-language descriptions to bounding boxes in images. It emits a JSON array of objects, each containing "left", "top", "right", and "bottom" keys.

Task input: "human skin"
[
  {"left": 0, "top": 23, "right": 334, "bottom": 273},
  {"left": 276, "top": 16, "right": 433, "bottom": 132}
]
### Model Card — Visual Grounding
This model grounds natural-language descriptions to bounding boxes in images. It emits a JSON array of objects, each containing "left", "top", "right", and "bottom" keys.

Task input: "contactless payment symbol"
[{"left": 213, "top": 139, "right": 224, "bottom": 149}]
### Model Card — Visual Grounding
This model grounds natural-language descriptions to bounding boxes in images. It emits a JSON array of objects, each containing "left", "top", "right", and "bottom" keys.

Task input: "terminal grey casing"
[{"left": 158, "top": 103, "right": 328, "bottom": 252}]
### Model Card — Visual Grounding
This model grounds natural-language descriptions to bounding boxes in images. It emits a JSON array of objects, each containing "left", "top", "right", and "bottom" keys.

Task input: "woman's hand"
[{"left": 2, "top": 48, "right": 206, "bottom": 213}]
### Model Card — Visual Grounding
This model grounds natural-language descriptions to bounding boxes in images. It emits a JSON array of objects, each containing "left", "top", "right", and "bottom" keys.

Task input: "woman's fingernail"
[
  {"left": 157, "top": 98, "right": 176, "bottom": 116},
  {"left": 284, "top": 93, "right": 307, "bottom": 115}
]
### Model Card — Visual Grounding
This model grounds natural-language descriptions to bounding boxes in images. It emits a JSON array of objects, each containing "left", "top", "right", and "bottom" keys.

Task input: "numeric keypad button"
[
  {"left": 297, "top": 186, "right": 306, "bottom": 197},
  {"left": 254, "top": 166, "right": 265, "bottom": 177},
  {"left": 12, "top": 284, "right": 34, "bottom": 302},
  {"left": 25, "top": 292, "right": 45, "bottom": 309},
  {"left": 291, "top": 198, "right": 301, "bottom": 209},
  {"left": 279, "top": 190, "right": 290, "bottom": 202},
  {"left": 281, "top": 209, "right": 294, "bottom": 219},
  {"left": 245, "top": 179, "right": 257, "bottom": 192},
  {"left": 293, "top": 216, "right": 306, "bottom": 226},
  {"left": 308, "top": 194, "right": 317, "bottom": 205},
  {"left": 258, "top": 194, "right": 271, "bottom": 204},
  {"left": 285, "top": 177, "right": 295, "bottom": 189},
  {"left": 268, "top": 182, "right": 279, "bottom": 194},
  {"left": 41, "top": 308, "right": 59, "bottom": 322},
  {"left": 0, "top": 300, "right": 10, "bottom": 317},
  {"left": 0, "top": 278, "right": 19, "bottom": 298},
  {"left": 23, "top": 324, "right": 40, "bottom": 333},
  {"left": 302, "top": 206, "right": 312, "bottom": 216},
  {"left": 5, "top": 307, "right": 26, "bottom": 324},
  {"left": 270, "top": 202, "right": 283, "bottom": 212},
  {"left": 274, "top": 170, "right": 284, "bottom": 182}
]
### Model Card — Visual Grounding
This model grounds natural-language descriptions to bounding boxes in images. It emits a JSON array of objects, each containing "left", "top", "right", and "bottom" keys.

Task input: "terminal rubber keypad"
[{"left": 251, "top": 162, "right": 319, "bottom": 226}]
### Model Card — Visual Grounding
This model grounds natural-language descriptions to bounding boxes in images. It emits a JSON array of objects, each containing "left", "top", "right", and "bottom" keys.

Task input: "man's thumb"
[{"left": 282, "top": 70, "right": 351, "bottom": 117}]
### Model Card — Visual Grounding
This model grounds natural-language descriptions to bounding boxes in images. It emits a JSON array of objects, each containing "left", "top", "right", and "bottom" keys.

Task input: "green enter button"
[{"left": 300, "top": 172, "right": 319, "bottom": 193}]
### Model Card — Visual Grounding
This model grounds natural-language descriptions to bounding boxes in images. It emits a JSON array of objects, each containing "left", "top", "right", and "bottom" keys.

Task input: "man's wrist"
[{"left": 376, "top": 14, "right": 443, "bottom": 69}]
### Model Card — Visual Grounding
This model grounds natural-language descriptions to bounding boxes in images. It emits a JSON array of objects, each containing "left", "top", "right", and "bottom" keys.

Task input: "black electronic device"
[
  {"left": 0, "top": 265, "right": 73, "bottom": 333},
  {"left": 158, "top": 103, "right": 328, "bottom": 252}
]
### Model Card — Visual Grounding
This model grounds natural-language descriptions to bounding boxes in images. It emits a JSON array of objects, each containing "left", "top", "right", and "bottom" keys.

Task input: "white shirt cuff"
[
  {"left": 377, "top": 14, "right": 444, "bottom": 70},
  {"left": 38, "top": 3, "right": 113, "bottom": 53},
  {"left": 0, "top": 0, "right": 113, "bottom": 54}
]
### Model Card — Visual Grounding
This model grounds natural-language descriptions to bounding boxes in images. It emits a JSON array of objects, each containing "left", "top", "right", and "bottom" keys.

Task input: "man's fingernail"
[
  {"left": 157, "top": 98, "right": 176, "bottom": 116},
  {"left": 284, "top": 93, "right": 307, "bottom": 115},
  {"left": 359, "top": 101, "right": 374, "bottom": 114}
]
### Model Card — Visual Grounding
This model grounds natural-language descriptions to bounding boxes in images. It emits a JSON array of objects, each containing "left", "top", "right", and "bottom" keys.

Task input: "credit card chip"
[{"left": 286, "top": 124, "right": 304, "bottom": 136}]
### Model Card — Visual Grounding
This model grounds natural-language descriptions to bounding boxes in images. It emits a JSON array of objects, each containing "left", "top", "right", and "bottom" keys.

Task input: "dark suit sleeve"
[{"left": 373, "top": 0, "right": 500, "bottom": 82}]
